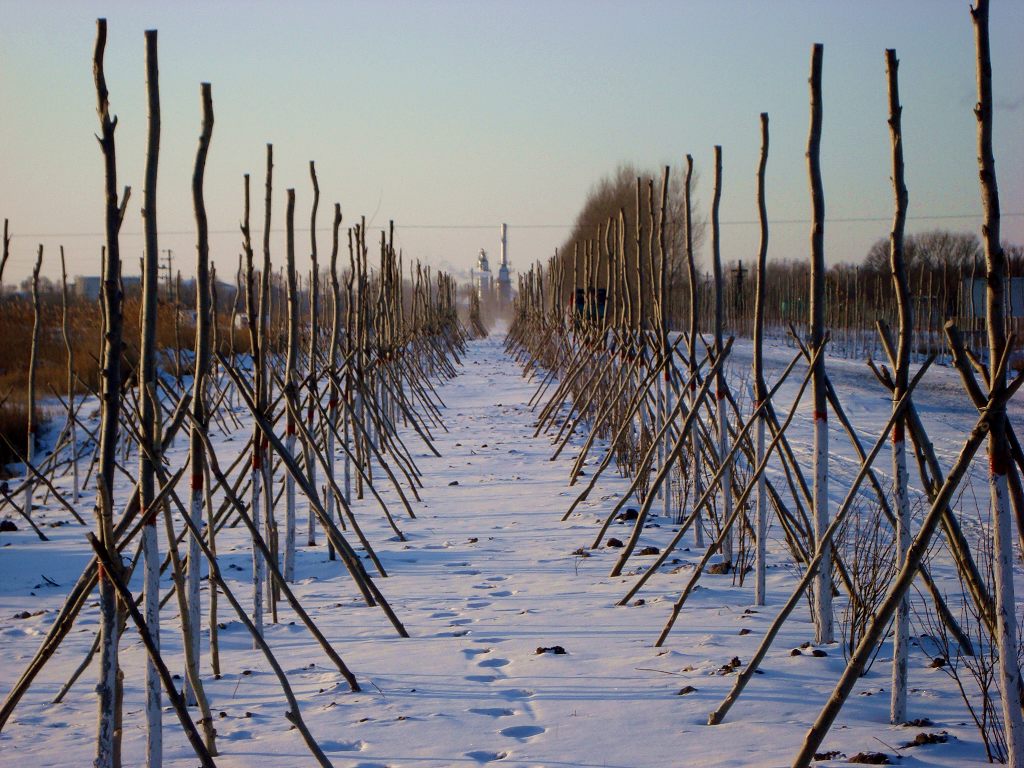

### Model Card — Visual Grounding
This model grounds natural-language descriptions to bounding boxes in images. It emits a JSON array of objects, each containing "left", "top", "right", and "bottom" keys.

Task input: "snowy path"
[
  {"left": 0, "top": 334, "right": 996, "bottom": 766},
  {"left": 302, "top": 335, "right": 980, "bottom": 767}
]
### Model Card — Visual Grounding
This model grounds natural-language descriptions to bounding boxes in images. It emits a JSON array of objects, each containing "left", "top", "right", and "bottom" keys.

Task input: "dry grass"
[
  {"left": 0, "top": 401, "right": 36, "bottom": 475},
  {"left": 0, "top": 290, "right": 245, "bottom": 470}
]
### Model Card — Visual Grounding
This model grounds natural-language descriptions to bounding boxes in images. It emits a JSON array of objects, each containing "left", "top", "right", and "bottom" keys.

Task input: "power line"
[{"left": 6, "top": 211, "right": 1024, "bottom": 240}]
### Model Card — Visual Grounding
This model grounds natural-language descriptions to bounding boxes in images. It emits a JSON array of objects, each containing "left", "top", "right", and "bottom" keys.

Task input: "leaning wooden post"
[
  {"left": 185, "top": 81, "right": 214, "bottom": 712},
  {"left": 752, "top": 113, "right": 770, "bottom": 606},
  {"left": 807, "top": 42, "right": 833, "bottom": 644},
  {"left": 92, "top": 18, "right": 129, "bottom": 767},
  {"left": 25, "top": 245, "right": 42, "bottom": 518},
  {"left": 792, "top": 368, "right": 1022, "bottom": 766},
  {"left": 972, "top": 0, "right": 1024, "bottom": 759},
  {"left": 884, "top": 47, "right": 913, "bottom": 726},
  {"left": 139, "top": 28, "right": 163, "bottom": 767}
]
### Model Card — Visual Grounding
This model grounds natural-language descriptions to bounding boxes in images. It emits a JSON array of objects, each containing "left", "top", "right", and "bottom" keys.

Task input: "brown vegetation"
[{"left": 0, "top": 286, "right": 245, "bottom": 468}]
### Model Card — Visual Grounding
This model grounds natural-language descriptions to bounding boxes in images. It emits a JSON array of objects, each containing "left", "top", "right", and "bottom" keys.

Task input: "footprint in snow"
[
  {"left": 495, "top": 688, "right": 534, "bottom": 700},
  {"left": 466, "top": 674, "right": 498, "bottom": 683},
  {"left": 478, "top": 658, "right": 510, "bottom": 668},
  {"left": 468, "top": 707, "right": 516, "bottom": 718},
  {"left": 466, "top": 753, "right": 505, "bottom": 765},
  {"left": 500, "top": 725, "right": 545, "bottom": 740},
  {"left": 321, "top": 739, "right": 367, "bottom": 752}
]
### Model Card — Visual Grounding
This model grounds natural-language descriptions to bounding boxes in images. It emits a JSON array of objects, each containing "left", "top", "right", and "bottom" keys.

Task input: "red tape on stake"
[
  {"left": 814, "top": 410, "right": 828, "bottom": 422},
  {"left": 191, "top": 473, "right": 203, "bottom": 491}
]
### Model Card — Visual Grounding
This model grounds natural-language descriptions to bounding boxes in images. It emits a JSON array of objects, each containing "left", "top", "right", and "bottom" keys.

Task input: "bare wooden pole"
[
  {"left": 0, "top": 219, "right": 10, "bottom": 289},
  {"left": 683, "top": 155, "right": 704, "bottom": 545},
  {"left": 25, "top": 246, "right": 42, "bottom": 518},
  {"left": 258, "top": 144, "right": 276, "bottom": 627},
  {"left": 326, "top": 203, "right": 343, "bottom": 561},
  {"left": 710, "top": 145, "right": 733, "bottom": 568},
  {"left": 93, "top": 18, "right": 130, "bottom": 766},
  {"left": 657, "top": 166, "right": 672, "bottom": 520},
  {"left": 59, "top": 246, "right": 80, "bottom": 501},
  {"left": 240, "top": 170, "right": 266, "bottom": 644},
  {"left": 139, "top": 28, "right": 162, "bottom": 767},
  {"left": 752, "top": 113, "right": 770, "bottom": 606},
  {"left": 306, "top": 161, "right": 320, "bottom": 546},
  {"left": 807, "top": 42, "right": 833, "bottom": 644},
  {"left": 884, "top": 47, "right": 913, "bottom": 726},
  {"left": 972, "top": 0, "right": 1024, "bottom": 759},
  {"left": 284, "top": 188, "right": 299, "bottom": 582}
]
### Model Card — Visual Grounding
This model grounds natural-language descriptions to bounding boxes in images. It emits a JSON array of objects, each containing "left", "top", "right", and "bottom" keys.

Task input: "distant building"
[
  {"left": 74, "top": 276, "right": 101, "bottom": 300},
  {"left": 496, "top": 223, "right": 512, "bottom": 306},
  {"left": 961, "top": 276, "right": 1024, "bottom": 319},
  {"left": 475, "top": 248, "right": 492, "bottom": 300},
  {"left": 74, "top": 275, "right": 141, "bottom": 300}
]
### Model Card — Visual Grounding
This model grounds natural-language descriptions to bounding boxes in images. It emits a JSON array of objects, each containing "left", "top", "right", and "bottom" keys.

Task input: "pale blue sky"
[{"left": 1, "top": 0, "right": 1022, "bottom": 284}]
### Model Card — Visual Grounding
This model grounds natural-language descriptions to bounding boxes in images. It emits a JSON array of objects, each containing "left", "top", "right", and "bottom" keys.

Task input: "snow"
[{"left": 0, "top": 332, "right": 1019, "bottom": 766}]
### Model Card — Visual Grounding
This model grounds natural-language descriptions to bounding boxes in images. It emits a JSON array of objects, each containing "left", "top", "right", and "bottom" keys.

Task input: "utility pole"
[
  {"left": 733, "top": 259, "right": 747, "bottom": 314},
  {"left": 161, "top": 248, "right": 173, "bottom": 297}
]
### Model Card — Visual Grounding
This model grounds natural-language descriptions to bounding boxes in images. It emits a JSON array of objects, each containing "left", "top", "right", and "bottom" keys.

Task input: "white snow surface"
[{"left": 0, "top": 333, "right": 1020, "bottom": 767}]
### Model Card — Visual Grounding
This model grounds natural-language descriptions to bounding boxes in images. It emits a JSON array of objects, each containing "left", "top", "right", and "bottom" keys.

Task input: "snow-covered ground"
[{"left": 0, "top": 333, "right": 1019, "bottom": 766}]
